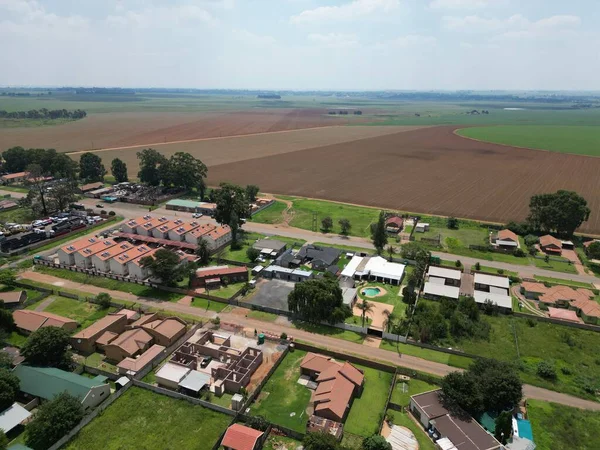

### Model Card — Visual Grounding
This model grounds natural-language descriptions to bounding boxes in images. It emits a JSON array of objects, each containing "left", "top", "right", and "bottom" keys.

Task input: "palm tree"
[
  {"left": 387, "top": 245, "right": 396, "bottom": 262},
  {"left": 357, "top": 299, "right": 374, "bottom": 328},
  {"left": 382, "top": 309, "right": 396, "bottom": 334}
]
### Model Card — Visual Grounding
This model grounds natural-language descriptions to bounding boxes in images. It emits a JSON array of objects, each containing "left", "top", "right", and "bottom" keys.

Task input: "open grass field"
[
  {"left": 292, "top": 321, "right": 365, "bottom": 344},
  {"left": 457, "top": 125, "right": 600, "bottom": 157},
  {"left": 250, "top": 350, "right": 312, "bottom": 432},
  {"left": 35, "top": 296, "right": 115, "bottom": 329},
  {"left": 344, "top": 364, "right": 393, "bottom": 437},
  {"left": 391, "top": 378, "right": 438, "bottom": 406},
  {"left": 380, "top": 340, "right": 473, "bottom": 370},
  {"left": 532, "top": 275, "right": 594, "bottom": 289},
  {"left": 533, "top": 257, "right": 578, "bottom": 274},
  {"left": 528, "top": 399, "right": 600, "bottom": 450},
  {"left": 250, "top": 200, "right": 287, "bottom": 224},
  {"left": 207, "top": 126, "right": 600, "bottom": 234},
  {"left": 64, "top": 387, "right": 231, "bottom": 450}
]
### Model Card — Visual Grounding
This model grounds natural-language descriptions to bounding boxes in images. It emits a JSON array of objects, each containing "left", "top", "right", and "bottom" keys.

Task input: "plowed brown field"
[
  {"left": 206, "top": 126, "right": 600, "bottom": 234},
  {"left": 0, "top": 109, "right": 359, "bottom": 153}
]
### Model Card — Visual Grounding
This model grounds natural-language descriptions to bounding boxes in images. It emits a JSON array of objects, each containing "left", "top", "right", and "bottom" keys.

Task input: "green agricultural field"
[
  {"left": 457, "top": 125, "right": 600, "bottom": 157},
  {"left": 391, "top": 378, "right": 439, "bottom": 406},
  {"left": 528, "top": 400, "right": 600, "bottom": 450},
  {"left": 250, "top": 350, "right": 312, "bottom": 432},
  {"left": 339, "top": 365, "right": 393, "bottom": 437},
  {"left": 64, "top": 387, "right": 231, "bottom": 450}
]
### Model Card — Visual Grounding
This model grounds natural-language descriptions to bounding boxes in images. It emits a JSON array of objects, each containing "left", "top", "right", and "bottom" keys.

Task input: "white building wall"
[
  {"left": 128, "top": 263, "right": 150, "bottom": 280},
  {"left": 109, "top": 259, "right": 128, "bottom": 276},
  {"left": 410, "top": 398, "right": 431, "bottom": 430},
  {"left": 91, "top": 255, "right": 111, "bottom": 273},
  {"left": 57, "top": 249, "right": 74, "bottom": 266},
  {"left": 81, "top": 384, "right": 111, "bottom": 411},
  {"left": 185, "top": 233, "right": 200, "bottom": 245},
  {"left": 74, "top": 253, "right": 92, "bottom": 269}
]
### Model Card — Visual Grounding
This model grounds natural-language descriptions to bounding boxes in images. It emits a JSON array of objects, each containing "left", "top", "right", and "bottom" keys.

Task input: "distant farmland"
[
  {"left": 207, "top": 126, "right": 600, "bottom": 234},
  {"left": 456, "top": 125, "right": 600, "bottom": 157}
]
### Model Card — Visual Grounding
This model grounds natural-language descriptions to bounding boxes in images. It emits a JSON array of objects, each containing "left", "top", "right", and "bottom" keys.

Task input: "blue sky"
[{"left": 0, "top": 0, "right": 598, "bottom": 90}]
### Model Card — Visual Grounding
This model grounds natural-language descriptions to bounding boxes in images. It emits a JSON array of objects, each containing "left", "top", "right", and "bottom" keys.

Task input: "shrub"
[
  {"left": 561, "top": 366, "right": 573, "bottom": 375},
  {"left": 95, "top": 293, "right": 112, "bottom": 309},
  {"left": 513, "top": 248, "right": 526, "bottom": 257},
  {"left": 447, "top": 217, "right": 459, "bottom": 229},
  {"left": 280, "top": 332, "right": 287, "bottom": 340},
  {"left": 537, "top": 361, "right": 557, "bottom": 380},
  {"left": 508, "top": 275, "right": 522, "bottom": 284},
  {"left": 526, "top": 318, "right": 537, "bottom": 328},
  {"left": 455, "top": 260, "right": 462, "bottom": 268},
  {"left": 100, "top": 210, "right": 107, "bottom": 215},
  {"left": 474, "top": 262, "right": 481, "bottom": 270},
  {"left": 524, "top": 234, "right": 539, "bottom": 247},
  {"left": 497, "top": 269, "right": 505, "bottom": 275},
  {"left": 108, "top": 210, "right": 116, "bottom": 216}
]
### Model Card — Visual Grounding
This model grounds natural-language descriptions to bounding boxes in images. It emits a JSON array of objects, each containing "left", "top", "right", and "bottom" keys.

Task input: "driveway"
[
  {"left": 353, "top": 300, "right": 393, "bottom": 329},
  {"left": 243, "top": 279, "right": 295, "bottom": 311}
]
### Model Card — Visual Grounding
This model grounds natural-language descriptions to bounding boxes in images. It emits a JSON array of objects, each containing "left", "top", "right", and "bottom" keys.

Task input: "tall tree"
[
  {"left": 0, "top": 369, "right": 19, "bottom": 411},
  {"left": 229, "top": 212, "right": 240, "bottom": 249},
  {"left": 356, "top": 299, "right": 374, "bottom": 328},
  {"left": 140, "top": 248, "right": 183, "bottom": 286},
  {"left": 587, "top": 241, "right": 600, "bottom": 259},
  {"left": 51, "top": 153, "right": 79, "bottom": 179},
  {"left": 25, "top": 392, "right": 84, "bottom": 450},
  {"left": 304, "top": 432, "right": 340, "bottom": 450},
  {"left": 48, "top": 180, "right": 77, "bottom": 212},
  {"left": 288, "top": 278, "right": 349, "bottom": 324},
  {"left": 214, "top": 183, "right": 250, "bottom": 226},
  {"left": 387, "top": 245, "right": 396, "bottom": 262},
  {"left": 362, "top": 435, "right": 392, "bottom": 450},
  {"left": 164, "top": 152, "right": 207, "bottom": 190},
  {"left": 21, "top": 327, "right": 73, "bottom": 370},
  {"left": 527, "top": 190, "right": 591, "bottom": 237},
  {"left": 195, "top": 239, "right": 211, "bottom": 266},
  {"left": 137, "top": 148, "right": 167, "bottom": 186},
  {"left": 24, "top": 164, "right": 49, "bottom": 216},
  {"left": 78, "top": 152, "right": 106, "bottom": 182},
  {"left": 321, "top": 217, "right": 333, "bottom": 232},
  {"left": 495, "top": 411, "right": 513, "bottom": 444},
  {"left": 245, "top": 185, "right": 260, "bottom": 202},
  {"left": 371, "top": 211, "right": 388, "bottom": 254},
  {"left": 338, "top": 218, "right": 351, "bottom": 235},
  {"left": 111, "top": 158, "right": 128, "bottom": 183},
  {"left": 440, "top": 371, "right": 485, "bottom": 417},
  {"left": 0, "top": 146, "right": 28, "bottom": 172}
]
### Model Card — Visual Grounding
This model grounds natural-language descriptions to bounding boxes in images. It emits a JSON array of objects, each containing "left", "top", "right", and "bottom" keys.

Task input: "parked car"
[
  {"left": 200, "top": 356, "right": 213, "bottom": 368},
  {"left": 96, "top": 203, "right": 104, "bottom": 208},
  {"left": 192, "top": 213, "right": 203, "bottom": 218}
]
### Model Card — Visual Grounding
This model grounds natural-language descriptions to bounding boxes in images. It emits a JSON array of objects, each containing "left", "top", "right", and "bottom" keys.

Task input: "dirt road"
[{"left": 19, "top": 270, "right": 600, "bottom": 411}]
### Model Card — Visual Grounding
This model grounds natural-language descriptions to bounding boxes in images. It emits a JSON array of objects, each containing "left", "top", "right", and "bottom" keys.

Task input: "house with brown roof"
[
  {"left": 385, "top": 216, "right": 404, "bottom": 234},
  {"left": 13, "top": 310, "right": 77, "bottom": 334},
  {"left": 491, "top": 229, "right": 520, "bottom": 250},
  {"left": 127, "top": 248, "right": 159, "bottom": 280},
  {"left": 184, "top": 223, "right": 218, "bottom": 245},
  {"left": 410, "top": 390, "right": 501, "bottom": 450},
  {"left": 122, "top": 215, "right": 153, "bottom": 234},
  {"left": 108, "top": 245, "right": 153, "bottom": 276},
  {"left": 192, "top": 265, "right": 249, "bottom": 289},
  {"left": 91, "top": 242, "right": 135, "bottom": 272},
  {"left": 58, "top": 237, "right": 99, "bottom": 266},
  {"left": 151, "top": 219, "right": 183, "bottom": 239},
  {"left": 0, "top": 171, "right": 28, "bottom": 184},
  {"left": 539, "top": 235, "right": 562, "bottom": 255},
  {"left": 141, "top": 317, "right": 186, "bottom": 346},
  {"left": 137, "top": 216, "right": 170, "bottom": 236},
  {"left": 79, "top": 181, "right": 104, "bottom": 193},
  {"left": 300, "top": 352, "right": 364, "bottom": 423},
  {"left": 202, "top": 225, "right": 232, "bottom": 250},
  {"left": 117, "top": 344, "right": 165, "bottom": 375},
  {"left": 74, "top": 239, "right": 118, "bottom": 269},
  {"left": 71, "top": 313, "right": 128, "bottom": 354},
  {"left": 103, "top": 328, "right": 154, "bottom": 363},
  {"left": 521, "top": 282, "right": 600, "bottom": 324},
  {"left": 0, "top": 290, "right": 27, "bottom": 308},
  {"left": 221, "top": 423, "right": 264, "bottom": 450},
  {"left": 167, "top": 220, "right": 206, "bottom": 242}
]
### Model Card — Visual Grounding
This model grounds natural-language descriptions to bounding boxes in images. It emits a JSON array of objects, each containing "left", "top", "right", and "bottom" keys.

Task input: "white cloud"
[
  {"left": 0, "top": 0, "right": 89, "bottom": 35},
  {"left": 290, "top": 0, "right": 399, "bottom": 24},
  {"left": 107, "top": 5, "right": 215, "bottom": 28},
  {"left": 308, "top": 32, "right": 359, "bottom": 48},
  {"left": 442, "top": 13, "right": 527, "bottom": 31},
  {"left": 232, "top": 29, "right": 277, "bottom": 46},
  {"left": 429, "top": 0, "right": 505, "bottom": 10},
  {"left": 388, "top": 34, "right": 437, "bottom": 46}
]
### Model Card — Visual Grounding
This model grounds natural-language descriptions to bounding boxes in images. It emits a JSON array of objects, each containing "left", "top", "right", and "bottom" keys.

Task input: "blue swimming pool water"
[
  {"left": 517, "top": 418, "right": 534, "bottom": 441},
  {"left": 362, "top": 287, "right": 381, "bottom": 296}
]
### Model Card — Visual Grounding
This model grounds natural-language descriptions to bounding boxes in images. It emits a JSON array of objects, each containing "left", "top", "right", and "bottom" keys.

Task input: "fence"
[
  {"left": 244, "top": 345, "right": 290, "bottom": 411},
  {"left": 82, "top": 365, "right": 121, "bottom": 381},
  {"left": 379, "top": 368, "right": 399, "bottom": 433},
  {"left": 48, "top": 381, "right": 133, "bottom": 450},
  {"left": 513, "top": 312, "right": 600, "bottom": 332},
  {"left": 294, "top": 342, "right": 396, "bottom": 373}
]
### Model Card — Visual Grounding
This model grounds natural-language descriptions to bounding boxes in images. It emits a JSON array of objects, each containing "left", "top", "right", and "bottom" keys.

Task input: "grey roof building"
[{"left": 297, "top": 245, "right": 342, "bottom": 270}]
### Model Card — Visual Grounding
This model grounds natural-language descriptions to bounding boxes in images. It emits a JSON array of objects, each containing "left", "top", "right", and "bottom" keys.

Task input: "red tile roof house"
[
  {"left": 0, "top": 290, "right": 27, "bottom": 308},
  {"left": 385, "top": 216, "right": 404, "bottom": 234},
  {"left": 491, "top": 229, "right": 520, "bottom": 250},
  {"left": 300, "top": 353, "right": 364, "bottom": 423},
  {"left": 13, "top": 310, "right": 77, "bottom": 334},
  {"left": 70, "top": 313, "right": 128, "bottom": 354},
  {"left": 103, "top": 328, "right": 154, "bottom": 363},
  {"left": 141, "top": 317, "right": 187, "bottom": 347},
  {"left": 539, "top": 235, "right": 562, "bottom": 255},
  {"left": 192, "top": 265, "right": 249, "bottom": 289},
  {"left": 222, "top": 423, "right": 264, "bottom": 450}
]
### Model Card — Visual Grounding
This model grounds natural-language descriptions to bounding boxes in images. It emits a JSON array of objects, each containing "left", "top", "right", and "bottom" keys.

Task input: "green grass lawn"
[
  {"left": 345, "top": 315, "right": 372, "bottom": 327},
  {"left": 34, "top": 266, "right": 183, "bottom": 301},
  {"left": 476, "top": 265, "right": 519, "bottom": 277},
  {"left": 313, "top": 242, "right": 371, "bottom": 255},
  {"left": 291, "top": 321, "right": 365, "bottom": 344},
  {"left": 0, "top": 184, "right": 30, "bottom": 193},
  {"left": 251, "top": 350, "right": 312, "bottom": 432},
  {"left": 528, "top": 399, "right": 600, "bottom": 450},
  {"left": 390, "top": 378, "right": 438, "bottom": 406},
  {"left": 288, "top": 198, "right": 380, "bottom": 237},
  {"left": 246, "top": 310, "right": 279, "bottom": 322},
  {"left": 457, "top": 125, "right": 600, "bottom": 157},
  {"left": 218, "top": 232, "right": 305, "bottom": 264},
  {"left": 533, "top": 275, "right": 593, "bottom": 288},
  {"left": 251, "top": 200, "right": 287, "bottom": 224},
  {"left": 263, "top": 434, "right": 302, "bottom": 450},
  {"left": 64, "top": 387, "right": 231, "bottom": 450},
  {"left": 81, "top": 352, "right": 118, "bottom": 374},
  {"left": 0, "top": 206, "right": 35, "bottom": 223},
  {"left": 380, "top": 340, "right": 473, "bottom": 370},
  {"left": 40, "top": 296, "right": 115, "bottom": 329},
  {"left": 533, "top": 257, "right": 577, "bottom": 274},
  {"left": 5, "top": 331, "right": 28, "bottom": 348},
  {"left": 207, "top": 281, "right": 246, "bottom": 299},
  {"left": 385, "top": 410, "right": 436, "bottom": 450},
  {"left": 341, "top": 364, "right": 393, "bottom": 437},
  {"left": 188, "top": 296, "right": 227, "bottom": 313}
]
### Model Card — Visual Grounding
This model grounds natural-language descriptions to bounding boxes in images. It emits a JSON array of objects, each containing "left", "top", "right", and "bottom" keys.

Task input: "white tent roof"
[
  {"left": 364, "top": 256, "right": 405, "bottom": 281},
  {"left": 423, "top": 282, "right": 460, "bottom": 299},
  {"left": 0, "top": 403, "right": 31, "bottom": 434},
  {"left": 474, "top": 273, "right": 510, "bottom": 289},
  {"left": 473, "top": 291, "right": 512, "bottom": 309},
  {"left": 386, "top": 425, "right": 419, "bottom": 450},
  {"left": 428, "top": 266, "right": 462, "bottom": 280},
  {"left": 341, "top": 255, "right": 364, "bottom": 278}
]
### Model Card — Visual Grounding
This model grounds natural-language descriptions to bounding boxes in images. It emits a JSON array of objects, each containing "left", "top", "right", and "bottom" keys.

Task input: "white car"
[{"left": 192, "top": 213, "right": 203, "bottom": 218}]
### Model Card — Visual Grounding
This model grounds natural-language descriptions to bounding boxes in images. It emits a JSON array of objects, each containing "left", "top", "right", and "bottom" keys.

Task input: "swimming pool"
[
  {"left": 362, "top": 287, "right": 381, "bottom": 296},
  {"left": 516, "top": 418, "right": 534, "bottom": 441}
]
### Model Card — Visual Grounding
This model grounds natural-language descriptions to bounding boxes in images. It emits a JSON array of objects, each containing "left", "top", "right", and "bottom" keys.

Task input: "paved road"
[{"left": 20, "top": 270, "right": 600, "bottom": 411}]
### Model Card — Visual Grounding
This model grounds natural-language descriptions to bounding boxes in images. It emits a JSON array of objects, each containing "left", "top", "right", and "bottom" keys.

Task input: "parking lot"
[{"left": 243, "top": 279, "right": 295, "bottom": 312}]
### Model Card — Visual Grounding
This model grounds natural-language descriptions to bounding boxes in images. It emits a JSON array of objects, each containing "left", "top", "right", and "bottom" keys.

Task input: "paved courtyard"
[{"left": 244, "top": 279, "right": 295, "bottom": 311}]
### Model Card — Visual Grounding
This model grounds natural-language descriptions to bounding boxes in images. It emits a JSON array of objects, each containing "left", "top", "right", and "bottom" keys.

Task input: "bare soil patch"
[{"left": 206, "top": 126, "right": 600, "bottom": 234}]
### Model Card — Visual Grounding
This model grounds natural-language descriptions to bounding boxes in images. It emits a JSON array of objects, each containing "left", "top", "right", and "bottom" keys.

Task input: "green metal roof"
[
  {"left": 166, "top": 199, "right": 201, "bottom": 208},
  {"left": 13, "top": 365, "right": 106, "bottom": 400},
  {"left": 9, "top": 444, "right": 33, "bottom": 450}
]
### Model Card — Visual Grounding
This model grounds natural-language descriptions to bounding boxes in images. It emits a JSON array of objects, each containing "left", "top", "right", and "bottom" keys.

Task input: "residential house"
[
  {"left": 71, "top": 313, "right": 128, "bottom": 354},
  {"left": 415, "top": 223, "right": 429, "bottom": 233},
  {"left": 0, "top": 172, "right": 28, "bottom": 184},
  {"left": 103, "top": 328, "right": 154, "bottom": 363},
  {"left": 341, "top": 256, "right": 405, "bottom": 285},
  {"left": 108, "top": 245, "right": 153, "bottom": 276},
  {"left": 74, "top": 239, "right": 118, "bottom": 269},
  {"left": 491, "top": 229, "right": 520, "bottom": 250},
  {"left": 136, "top": 216, "right": 170, "bottom": 236},
  {"left": 91, "top": 242, "right": 135, "bottom": 272},
  {"left": 473, "top": 273, "right": 512, "bottom": 312},
  {"left": 127, "top": 248, "right": 159, "bottom": 280},
  {"left": 300, "top": 352, "right": 364, "bottom": 423},
  {"left": 151, "top": 219, "right": 182, "bottom": 239},
  {"left": 261, "top": 265, "right": 313, "bottom": 283},
  {"left": 155, "top": 362, "right": 191, "bottom": 390},
  {"left": 297, "top": 245, "right": 342, "bottom": 271},
  {"left": 58, "top": 237, "right": 99, "bottom": 266},
  {"left": 117, "top": 344, "right": 165, "bottom": 376},
  {"left": 539, "top": 235, "right": 562, "bottom": 255},
  {"left": 167, "top": 221, "right": 206, "bottom": 242},
  {"left": 0, "top": 403, "right": 31, "bottom": 436},
  {"left": 184, "top": 224, "right": 218, "bottom": 245},
  {"left": 122, "top": 215, "right": 153, "bottom": 234},
  {"left": 141, "top": 317, "right": 187, "bottom": 347},
  {"left": 13, "top": 310, "right": 77, "bottom": 334},
  {"left": 0, "top": 290, "right": 27, "bottom": 308},
  {"left": 253, "top": 239, "right": 288, "bottom": 259},
  {"left": 221, "top": 424, "right": 264, "bottom": 450},
  {"left": 202, "top": 225, "right": 232, "bottom": 251},
  {"left": 274, "top": 249, "right": 302, "bottom": 269},
  {"left": 385, "top": 216, "right": 404, "bottom": 234},
  {"left": 192, "top": 265, "right": 249, "bottom": 289},
  {"left": 14, "top": 365, "right": 110, "bottom": 412},
  {"left": 410, "top": 390, "right": 501, "bottom": 450}
]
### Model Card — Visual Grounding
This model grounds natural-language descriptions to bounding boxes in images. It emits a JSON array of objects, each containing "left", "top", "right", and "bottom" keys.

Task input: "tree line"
[{"left": 0, "top": 108, "right": 86, "bottom": 120}]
